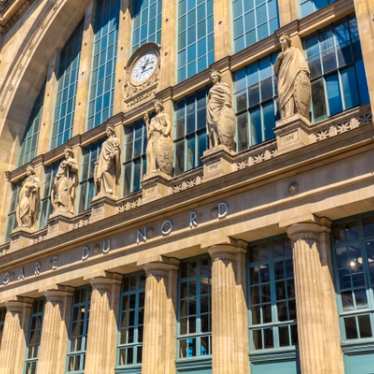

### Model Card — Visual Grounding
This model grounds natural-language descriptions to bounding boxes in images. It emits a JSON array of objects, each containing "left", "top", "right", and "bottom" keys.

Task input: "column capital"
[
  {"left": 86, "top": 272, "right": 122, "bottom": 289},
  {"left": 5, "top": 298, "right": 33, "bottom": 313},
  {"left": 287, "top": 219, "right": 331, "bottom": 242},
  {"left": 138, "top": 255, "right": 180, "bottom": 276},
  {"left": 208, "top": 239, "right": 247, "bottom": 262},
  {"left": 41, "top": 285, "right": 75, "bottom": 302}
]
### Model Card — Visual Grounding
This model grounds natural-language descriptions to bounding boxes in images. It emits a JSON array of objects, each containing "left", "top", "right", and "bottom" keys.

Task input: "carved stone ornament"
[
  {"left": 274, "top": 34, "right": 312, "bottom": 121},
  {"left": 124, "top": 43, "right": 160, "bottom": 110},
  {"left": 51, "top": 146, "right": 78, "bottom": 216},
  {"left": 207, "top": 70, "right": 236, "bottom": 151},
  {"left": 94, "top": 125, "right": 121, "bottom": 197},
  {"left": 15, "top": 165, "right": 40, "bottom": 230},
  {"left": 144, "top": 100, "right": 173, "bottom": 176}
]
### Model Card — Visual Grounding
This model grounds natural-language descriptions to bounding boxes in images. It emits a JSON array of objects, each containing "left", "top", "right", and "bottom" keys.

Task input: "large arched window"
[
  {"left": 51, "top": 22, "right": 83, "bottom": 148},
  {"left": 87, "top": 0, "right": 121, "bottom": 130}
]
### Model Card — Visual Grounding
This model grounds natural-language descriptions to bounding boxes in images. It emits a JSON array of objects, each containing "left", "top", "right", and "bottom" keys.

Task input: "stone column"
[
  {"left": 72, "top": 0, "right": 95, "bottom": 136},
  {"left": 37, "top": 287, "right": 74, "bottom": 374},
  {"left": 141, "top": 257, "right": 179, "bottom": 374},
  {"left": 85, "top": 273, "right": 122, "bottom": 374},
  {"left": 214, "top": 0, "right": 232, "bottom": 61},
  {"left": 208, "top": 241, "right": 249, "bottom": 374},
  {"left": 353, "top": 0, "right": 374, "bottom": 121},
  {"left": 113, "top": 0, "right": 132, "bottom": 114},
  {"left": 159, "top": 0, "right": 177, "bottom": 89},
  {"left": 0, "top": 299, "right": 32, "bottom": 374},
  {"left": 287, "top": 222, "right": 344, "bottom": 374},
  {"left": 278, "top": 0, "right": 298, "bottom": 26}
]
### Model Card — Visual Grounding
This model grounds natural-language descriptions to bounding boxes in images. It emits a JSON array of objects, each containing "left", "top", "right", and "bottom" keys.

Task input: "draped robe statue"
[
  {"left": 144, "top": 100, "right": 173, "bottom": 176},
  {"left": 275, "top": 34, "right": 312, "bottom": 121},
  {"left": 16, "top": 166, "right": 40, "bottom": 229},
  {"left": 94, "top": 126, "right": 121, "bottom": 196},
  {"left": 207, "top": 70, "right": 236, "bottom": 150},
  {"left": 51, "top": 147, "right": 78, "bottom": 215}
]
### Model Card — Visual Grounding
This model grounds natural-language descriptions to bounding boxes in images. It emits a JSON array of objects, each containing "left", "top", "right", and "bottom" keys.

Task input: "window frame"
[
  {"left": 116, "top": 273, "right": 145, "bottom": 371},
  {"left": 332, "top": 214, "right": 374, "bottom": 346},
  {"left": 247, "top": 236, "right": 297, "bottom": 355},
  {"left": 65, "top": 286, "right": 91, "bottom": 374}
]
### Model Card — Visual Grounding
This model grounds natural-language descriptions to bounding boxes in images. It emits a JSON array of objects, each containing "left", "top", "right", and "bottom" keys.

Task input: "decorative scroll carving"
[
  {"left": 94, "top": 126, "right": 121, "bottom": 197},
  {"left": 16, "top": 165, "right": 40, "bottom": 229},
  {"left": 207, "top": 70, "right": 236, "bottom": 150},
  {"left": 51, "top": 147, "right": 78, "bottom": 216},
  {"left": 144, "top": 100, "right": 173, "bottom": 176},
  {"left": 119, "top": 197, "right": 143, "bottom": 212},
  {"left": 275, "top": 34, "right": 311, "bottom": 121}
]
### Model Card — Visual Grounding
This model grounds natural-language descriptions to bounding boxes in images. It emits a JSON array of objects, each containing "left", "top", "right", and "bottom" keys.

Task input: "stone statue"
[
  {"left": 51, "top": 146, "right": 78, "bottom": 215},
  {"left": 16, "top": 165, "right": 40, "bottom": 229},
  {"left": 144, "top": 100, "right": 173, "bottom": 176},
  {"left": 94, "top": 126, "right": 121, "bottom": 196},
  {"left": 207, "top": 70, "right": 236, "bottom": 150},
  {"left": 275, "top": 34, "right": 311, "bottom": 121}
]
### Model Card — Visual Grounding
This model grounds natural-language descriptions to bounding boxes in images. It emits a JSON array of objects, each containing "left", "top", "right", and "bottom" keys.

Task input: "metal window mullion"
[{"left": 196, "top": 263, "right": 202, "bottom": 356}]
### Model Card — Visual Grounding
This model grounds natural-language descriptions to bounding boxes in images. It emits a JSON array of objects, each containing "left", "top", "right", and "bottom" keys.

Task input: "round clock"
[{"left": 131, "top": 52, "right": 159, "bottom": 86}]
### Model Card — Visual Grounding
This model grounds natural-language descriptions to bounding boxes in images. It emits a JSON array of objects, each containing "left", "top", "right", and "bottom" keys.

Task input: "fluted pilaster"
[
  {"left": 85, "top": 273, "right": 122, "bottom": 374},
  {"left": 287, "top": 221, "right": 344, "bottom": 374},
  {"left": 0, "top": 299, "right": 33, "bottom": 374},
  {"left": 37, "top": 287, "right": 74, "bottom": 374},
  {"left": 209, "top": 242, "right": 249, "bottom": 374},
  {"left": 141, "top": 258, "right": 179, "bottom": 374}
]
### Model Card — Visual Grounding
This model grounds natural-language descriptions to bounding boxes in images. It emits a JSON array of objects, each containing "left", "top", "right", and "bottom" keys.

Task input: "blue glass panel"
[
  {"left": 88, "top": 0, "right": 120, "bottom": 129},
  {"left": 233, "top": 54, "right": 277, "bottom": 151},
  {"left": 177, "top": 257, "right": 212, "bottom": 360},
  {"left": 5, "top": 184, "right": 21, "bottom": 240},
  {"left": 123, "top": 121, "right": 147, "bottom": 195},
  {"left": 248, "top": 237, "right": 297, "bottom": 353},
  {"left": 40, "top": 162, "right": 58, "bottom": 228},
  {"left": 174, "top": 91, "right": 208, "bottom": 175},
  {"left": 333, "top": 214, "right": 374, "bottom": 346},
  {"left": 303, "top": 17, "right": 369, "bottom": 122},
  {"left": 233, "top": 0, "right": 280, "bottom": 53},
  {"left": 79, "top": 142, "right": 101, "bottom": 212},
  {"left": 178, "top": 0, "right": 214, "bottom": 81},
  {"left": 18, "top": 83, "right": 45, "bottom": 166},
  {"left": 116, "top": 273, "right": 145, "bottom": 369},
  {"left": 66, "top": 287, "right": 91, "bottom": 374},
  {"left": 52, "top": 22, "right": 83, "bottom": 148},
  {"left": 24, "top": 299, "right": 44, "bottom": 373},
  {"left": 299, "top": 0, "right": 336, "bottom": 17},
  {"left": 131, "top": 0, "right": 162, "bottom": 50}
]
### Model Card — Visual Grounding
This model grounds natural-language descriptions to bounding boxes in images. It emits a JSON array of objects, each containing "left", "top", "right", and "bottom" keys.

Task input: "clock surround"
[{"left": 124, "top": 42, "right": 161, "bottom": 110}]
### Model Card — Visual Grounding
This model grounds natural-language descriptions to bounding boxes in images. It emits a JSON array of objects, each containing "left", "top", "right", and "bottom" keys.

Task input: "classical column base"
[
  {"left": 142, "top": 171, "right": 173, "bottom": 204},
  {"left": 47, "top": 212, "right": 74, "bottom": 238},
  {"left": 9, "top": 227, "right": 35, "bottom": 251},
  {"left": 202, "top": 144, "right": 236, "bottom": 182},
  {"left": 90, "top": 194, "right": 118, "bottom": 222},
  {"left": 275, "top": 114, "right": 312, "bottom": 154}
]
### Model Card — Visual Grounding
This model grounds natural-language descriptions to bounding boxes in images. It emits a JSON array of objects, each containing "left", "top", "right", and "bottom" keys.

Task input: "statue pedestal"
[
  {"left": 142, "top": 171, "right": 172, "bottom": 204},
  {"left": 90, "top": 194, "right": 118, "bottom": 222},
  {"left": 202, "top": 145, "right": 236, "bottom": 182},
  {"left": 48, "top": 211, "right": 74, "bottom": 238},
  {"left": 275, "top": 114, "right": 312, "bottom": 154},
  {"left": 10, "top": 227, "right": 35, "bottom": 251}
]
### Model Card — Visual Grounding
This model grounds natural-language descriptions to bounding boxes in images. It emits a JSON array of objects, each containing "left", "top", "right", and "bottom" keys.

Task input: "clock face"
[{"left": 131, "top": 53, "right": 158, "bottom": 85}]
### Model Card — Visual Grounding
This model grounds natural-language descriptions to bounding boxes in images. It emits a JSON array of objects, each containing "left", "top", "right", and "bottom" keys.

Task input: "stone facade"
[{"left": 0, "top": 0, "right": 373, "bottom": 373}]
